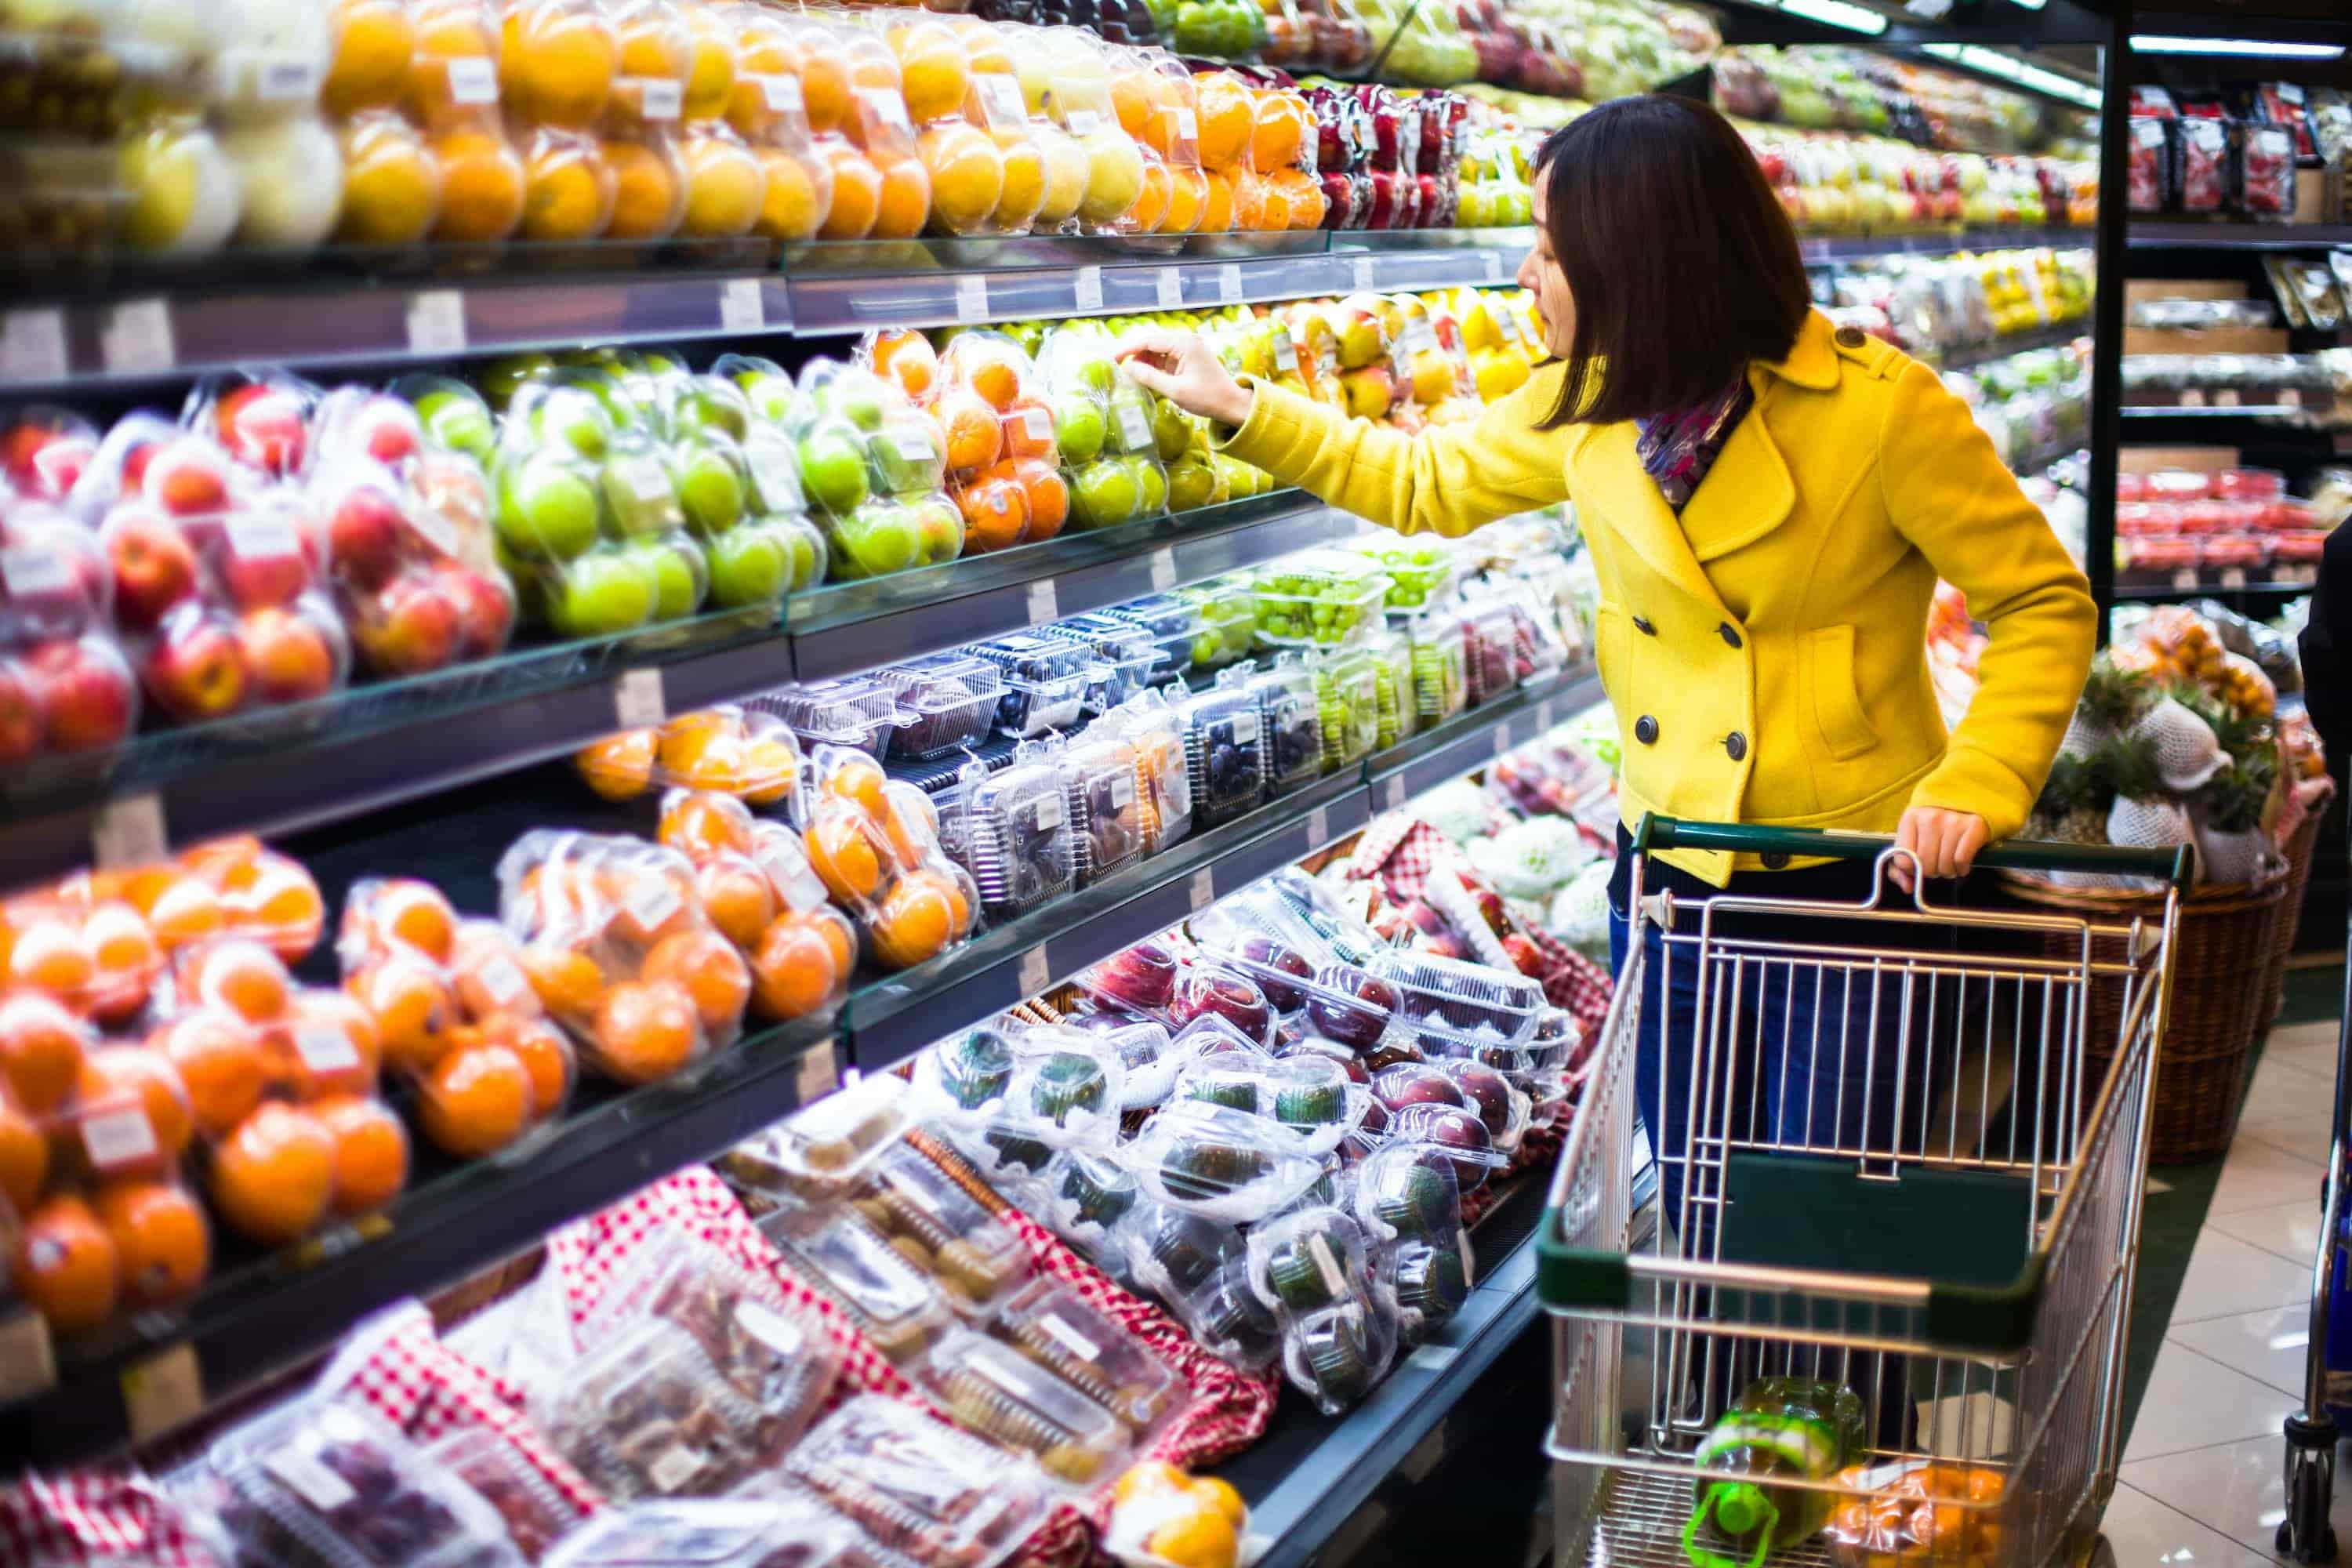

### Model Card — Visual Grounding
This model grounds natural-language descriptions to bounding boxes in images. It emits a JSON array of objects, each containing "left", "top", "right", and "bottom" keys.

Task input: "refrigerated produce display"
[{"left": 0, "top": 0, "right": 2147, "bottom": 1559}]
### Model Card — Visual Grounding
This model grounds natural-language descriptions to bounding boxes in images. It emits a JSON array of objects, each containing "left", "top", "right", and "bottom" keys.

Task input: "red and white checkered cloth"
[{"left": 0, "top": 1465, "right": 218, "bottom": 1568}]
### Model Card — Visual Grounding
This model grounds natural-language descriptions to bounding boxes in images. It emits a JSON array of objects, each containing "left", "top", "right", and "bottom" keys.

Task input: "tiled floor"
[{"left": 2111, "top": 1018, "right": 2339, "bottom": 1563}]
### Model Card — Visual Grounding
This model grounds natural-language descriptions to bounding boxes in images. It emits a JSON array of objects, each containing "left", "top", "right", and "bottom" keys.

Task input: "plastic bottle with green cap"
[{"left": 1683, "top": 1376, "right": 1865, "bottom": 1568}]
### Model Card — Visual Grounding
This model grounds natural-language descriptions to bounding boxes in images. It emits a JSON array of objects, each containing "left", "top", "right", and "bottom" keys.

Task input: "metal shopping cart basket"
[{"left": 1537, "top": 817, "right": 2189, "bottom": 1568}]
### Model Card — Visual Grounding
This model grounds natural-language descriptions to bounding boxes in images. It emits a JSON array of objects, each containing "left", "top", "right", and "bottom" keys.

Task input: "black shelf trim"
[{"left": 2129, "top": 223, "right": 2352, "bottom": 252}]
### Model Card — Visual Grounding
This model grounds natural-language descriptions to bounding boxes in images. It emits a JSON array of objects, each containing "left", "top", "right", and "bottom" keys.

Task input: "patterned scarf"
[{"left": 1634, "top": 375, "right": 1754, "bottom": 511}]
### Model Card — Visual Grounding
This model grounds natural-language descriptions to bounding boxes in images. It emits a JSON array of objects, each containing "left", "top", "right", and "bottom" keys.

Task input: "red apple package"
[
  {"left": 2238, "top": 122, "right": 2295, "bottom": 220},
  {"left": 337, "top": 877, "right": 575, "bottom": 1161},
  {"left": 0, "top": 495, "right": 136, "bottom": 760},
  {"left": 2176, "top": 114, "right": 2229, "bottom": 212}
]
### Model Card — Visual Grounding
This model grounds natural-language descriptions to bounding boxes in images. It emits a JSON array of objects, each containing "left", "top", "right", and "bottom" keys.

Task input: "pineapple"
[
  {"left": 2034, "top": 750, "right": 2113, "bottom": 846},
  {"left": 2197, "top": 753, "right": 2278, "bottom": 888},
  {"left": 2103, "top": 735, "right": 2196, "bottom": 876},
  {"left": 2061, "top": 658, "right": 2154, "bottom": 759}
]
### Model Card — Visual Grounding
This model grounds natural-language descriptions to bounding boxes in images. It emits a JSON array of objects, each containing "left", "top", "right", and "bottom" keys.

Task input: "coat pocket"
[{"left": 1805, "top": 624, "right": 1879, "bottom": 760}]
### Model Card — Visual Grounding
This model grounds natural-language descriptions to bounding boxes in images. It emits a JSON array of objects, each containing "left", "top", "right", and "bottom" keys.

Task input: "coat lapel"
[
  {"left": 1675, "top": 372, "right": 1795, "bottom": 564},
  {"left": 1568, "top": 420, "right": 1726, "bottom": 612}
]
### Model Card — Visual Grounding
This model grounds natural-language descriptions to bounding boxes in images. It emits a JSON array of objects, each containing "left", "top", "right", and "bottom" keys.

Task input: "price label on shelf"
[
  {"left": 1379, "top": 776, "right": 1406, "bottom": 814},
  {"left": 2177, "top": 389, "right": 2205, "bottom": 408},
  {"left": 2220, "top": 567, "right": 2249, "bottom": 589},
  {"left": 407, "top": 290, "right": 467, "bottom": 355},
  {"left": 1, "top": 310, "right": 67, "bottom": 383},
  {"left": 2213, "top": 387, "right": 2241, "bottom": 408},
  {"left": 1149, "top": 546, "right": 1177, "bottom": 592},
  {"left": 1483, "top": 252, "right": 1504, "bottom": 282},
  {"left": 0, "top": 1312, "right": 54, "bottom": 1404},
  {"left": 122, "top": 1344, "right": 202, "bottom": 1446},
  {"left": 1156, "top": 267, "right": 1184, "bottom": 309},
  {"left": 1189, "top": 867, "right": 1215, "bottom": 913},
  {"left": 101, "top": 299, "right": 173, "bottom": 376},
  {"left": 796, "top": 1038, "right": 840, "bottom": 1102},
  {"left": 1025, "top": 579, "right": 1058, "bottom": 625},
  {"left": 2170, "top": 568, "right": 2199, "bottom": 591},
  {"left": 1490, "top": 720, "right": 1514, "bottom": 756},
  {"left": 955, "top": 274, "right": 990, "bottom": 323},
  {"left": 445, "top": 55, "right": 498, "bottom": 106},
  {"left": 720, "top": 278, "right": 765, "bottom": 332},
  {"left": 1218, "top": 263, "right": 1243, "bottom": 306},
  {"left": 1018, "top": 945, "right": 1051, "bottom": 996},
  {"left": 2280, "top": 388, "right": 2303, "bottom": 408},
  {"left": 1308, "top": 804, "right": 1330, "bottom": 848},
  {"left": 1537, "top": 698, "right": 1557, "bottom": 732},
  {"left": 2290, "top": 564, "right": 2320, "bottom": 585},
  {"left": 1352, "top": 256, "right": 1377, "bottom": 292},
  {"left": 1074, "top": 265, "right": 1104, "bottom": 313},
  {"left": 615, "top": 666, "right": 667, "bottom": 728},
  {"left": 92, "top": 793, "right": 167, "bottom": 870}
]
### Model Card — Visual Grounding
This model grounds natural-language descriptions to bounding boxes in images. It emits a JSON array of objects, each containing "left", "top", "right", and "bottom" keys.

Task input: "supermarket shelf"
[
  {"left": 786, "top": 492, "right": 1362, "bottom": 683},
  {"left": 1367, "top": 667, "right": 1604, "bottom": 812},
  {"left": 1795, "top": 227, "right": 2092, "bottom": 265},
  {"left": 0, "top": 492, "right": 1352, "bottom": 896},
  {"left": 0, "top": 1013, "right": 840, "bottom": 1472},
  {"left": 1223, "top": 1177, "right": 1550, "bottom": 1568},
  {"left": 2129, "top": 223, "right": 2352, "bottom": 252},
  {"left": 2121, "top": 402, "right": 2332, "bottom": 422},
  {"left": 2113, "top": 568, "right": 2317, "bottom": 601},
  {"left": 1926, "top": 321, "right": 2091, "bottom": 373}
]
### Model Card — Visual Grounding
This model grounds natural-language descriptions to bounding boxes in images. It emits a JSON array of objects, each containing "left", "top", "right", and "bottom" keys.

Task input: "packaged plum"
[
  {"left": 1365, "top": 948, "right": 1543, "bottom": 1049},
  {"left": 970, "top": 632, "right": 1095, "bottom": 737},
  {"left": 543, "top": 1495, "right": 862, "bottom": 1568},
  {"left": 1175, "top": 681, "right": 1265, "bottom": 826},
  {"left": 955, "top": 745, "right": 1079, "bottom": 919},
  {"left": 1128, "top": 1098, "right": 1324, "bottom": 1222},
  {"left": 1072, "top": 938, "right": 1181, "bottom": 1015},
  {"left": 1458, "top": 595, "right": 1519, "bottom": 705},
  {"left": 783, "top": 1394, "right": 1052, "bottom": 1568},
  {"left": 337, "top": 881, "right": 570, "bottom": 1165},
  {"left": 756, "top": 677, "right": 909, "bottom": 760},
  {"left": 1167, "top": 964, "right": 1276, "bottom": 1047},
  {"left": 1057, "top": 731, "right": 1145, "bottom": 885},
  {"left": 495, "top": 829, "right": 747, "bottom": 1083},
  {"left": 1099, "top": 688, "right": 1194, "bottom": 852},
  {"left": 847, "top": 1139, "right": 1033, "bottom": 1314},
  {"left": 757, "top": 1200, "right": 956, "bottom": 1368},
  {"left": 878, "top": 655, "right": 1006, "bottom": 760},
  {"left": 1045, "top": 612, "right": 1160, "bottom": 716},
  {"left": 170, "top": 1397, "right": 526, "bottom": 1568}
]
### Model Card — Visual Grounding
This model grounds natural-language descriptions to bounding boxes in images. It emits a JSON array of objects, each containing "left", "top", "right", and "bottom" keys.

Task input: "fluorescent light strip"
[
  {"left": 2005, "top": 0, "right": 2048, "bottom": 11},
  {"left": 2129, "top": 34, "right": 2345, "bottom": 59},
  {"left": 1778, "top": 0, "right": 1891, "bottom": 34},
  {"left": 1922, "top": 42, "right": 2100, "bottom": 107}
]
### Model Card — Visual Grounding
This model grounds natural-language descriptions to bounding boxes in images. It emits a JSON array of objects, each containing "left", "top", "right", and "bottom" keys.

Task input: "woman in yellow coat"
[{"left": 1121, "top": 94, "right": 2095, "bottom": 1336}]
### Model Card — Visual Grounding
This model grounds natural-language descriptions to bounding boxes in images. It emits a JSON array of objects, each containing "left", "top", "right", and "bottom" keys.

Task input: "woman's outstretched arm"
[{"left": 1116, "top": 328, "right": 1574, "bottom": 539}]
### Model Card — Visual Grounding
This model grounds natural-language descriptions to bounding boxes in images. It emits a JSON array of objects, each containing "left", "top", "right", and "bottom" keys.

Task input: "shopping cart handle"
[{"left": 1632, "top": 815, "right": 2194, "bottom": 891}]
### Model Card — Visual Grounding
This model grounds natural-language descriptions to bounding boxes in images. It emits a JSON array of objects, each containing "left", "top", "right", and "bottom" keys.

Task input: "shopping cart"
[
  {"left": 1537, "top": 816, "right": 2187, "bottom": 1568},
  {"left": 2279, "top": 935, "right": 2350, "bottom": 1562}
]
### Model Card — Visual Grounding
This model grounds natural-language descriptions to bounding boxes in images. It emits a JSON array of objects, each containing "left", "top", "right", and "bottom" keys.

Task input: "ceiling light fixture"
[{"left": 2129, "top": 34, "right": 2345, "bottom": 60}]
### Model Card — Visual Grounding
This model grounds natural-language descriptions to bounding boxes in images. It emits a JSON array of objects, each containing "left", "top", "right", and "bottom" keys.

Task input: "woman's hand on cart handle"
[
  {"left": 1891, "top": 807, "right": 1990, "bottom": 891},
  {"left": 1116, "top": 328, "right": 1254, "bottom": 429}
]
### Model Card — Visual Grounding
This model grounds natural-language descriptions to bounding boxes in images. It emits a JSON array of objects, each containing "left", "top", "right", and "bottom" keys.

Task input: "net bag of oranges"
[
  {"left": 495, "top": 829, "right": 752, "bottom": 1083},
  {"left": 338, "top": 877, "right": 575, "bottom": 1161},
  {"left": 575, "top": 702, "right": 805, "bottom": 808},
  {"left": 654, "top": 788, "right": 857, "bottom": 1025},
  {"left": 804, "top": 746, "right": 980, "bottom": 971}
]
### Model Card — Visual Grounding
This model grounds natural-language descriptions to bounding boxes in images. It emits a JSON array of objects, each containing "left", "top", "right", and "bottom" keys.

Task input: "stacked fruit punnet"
[
  {"left": 810, "top": 10, "right": 933, "bottom": 241},
  {"left": 0, "top": 424, "right": 136, "bottom": 764},
  {"left": 786, "top": 354, "right": 964, "bottom": 581},
  {"left": 655, "top": 787, "right": 857, "bottom": 1022},
  {"left": 1038, "top": 321, "right": 1171, "bottom": 531},
  {"left": 879, "top": 328, "right": 1071, "bottom": 556},
  {"left": 576, "top": 701, "right": 804, "bottom": 805},
  {"left": 496, "top": 827, "right": 750, "bottom": 1083},
  {"left": 803, "top": 746, "right": 980, "bottom": 971},
  {"left": 721, "top": 0, "right": 835, "bottom": 241},
  {"left": 339, "top": 878, "right": 573, "bottom": 1160},
  {"left": 594, "top": 0, "right": 693, "bottom": 245}
]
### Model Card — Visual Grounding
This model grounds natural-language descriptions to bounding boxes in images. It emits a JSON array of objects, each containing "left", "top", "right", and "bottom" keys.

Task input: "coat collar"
[{"left": 1757, "top": 308, "right": 1841, "bottom": 392}]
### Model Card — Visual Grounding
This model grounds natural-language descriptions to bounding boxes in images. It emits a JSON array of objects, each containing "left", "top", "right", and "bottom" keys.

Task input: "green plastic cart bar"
[{"left": 1534, "top": 814, "right": 2185, "bottom": 1354}]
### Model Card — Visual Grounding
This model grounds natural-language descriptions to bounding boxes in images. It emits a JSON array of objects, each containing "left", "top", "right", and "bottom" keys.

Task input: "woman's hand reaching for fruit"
[{"left": 1115, "top": 328, "right": 1254, "bottom": 429}]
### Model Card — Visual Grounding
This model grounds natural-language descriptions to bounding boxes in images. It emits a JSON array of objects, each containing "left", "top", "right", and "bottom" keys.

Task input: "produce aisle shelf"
[
  {"left": 2126, "top": 223, "right": 2352, "bottom": 252},
  {"left": 0, "top": 664, "right": 1605, "bottom": 1476},
  {"left": 0, "top": 491, "right": 1356, "bottom": 892}
]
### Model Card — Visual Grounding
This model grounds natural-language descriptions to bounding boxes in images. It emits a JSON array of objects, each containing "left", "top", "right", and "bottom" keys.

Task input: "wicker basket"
[
  {"left": 2002, "top": 819, "right": 2314, "bottom": 1164},
  {"left": 2255, "top": 798, "right": 2330, "bottom": 1030}
]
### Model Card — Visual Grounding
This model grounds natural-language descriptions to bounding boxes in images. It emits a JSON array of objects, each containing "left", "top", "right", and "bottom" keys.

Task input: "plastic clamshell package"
[
  {"left": 1310, "top": 648, "right": 1381, "bottom": 774},
  {"left": 918, "top": 1329, "right": 1141, "bottom": 1492},
  {"left": 1060, "top": 734, "right": 1145, "bottom": 886},
  {"left": 172, "top": 1398, "right": 526, "bottom": 1568},
  {"left": 783, "top": 1394, "right": 1053, "bottom": 1568},
  {"left": 1175, "top": 575, "right": 1256, "bottom": 668},
  {"left": 1036, "top": 1148, "right": 1145, "bottom": 1249},
  {"left": 424, "top": 1427, "right": 593, "bottom": 1563},
  {"left": 755, "top": 678, "right": 909, "bottom": 759},
  {"left": 915, "top": 1025, "right": 1019, "bottom": 1127},
  {"left": 1424, "top": 1056, "right": 1534, "bottom": 1155},
  {"left": 996, "top": 1028, "right": 1129, "bottom": 1146},
  {"left": 989, "top": 1276, "right": 1187, "bottom": 1437},
  {"left": 1261, "top": 866, "right": 1389, "bottom": 967},
  {"left": 720, "top": 1073, "right": 912, "bottom": 1200},
  {"left": 1351, "top": 1140, "right": 1465, "bottom": 1248},
  {"left": 1384, "top": 1100, "right": 1512, "bottom": 1193},
  {"left": 1169, "top": 1047, "right": 1369, "bottom": 1158},
  {"left": 541, "top": 1494, "right": 866, "bottom": 1568},
  {"left": 877, "top": 656, "right": 1006, "bottom": 760},
  {"left": 1388, "top": 1235, "right": 1475, "bottom": 1344},
  {"left": 1107, "top": 1202, "right": 1279, "bottom": 1371},
  {"left": 1096, "top": 1017, "right": 1178, "bottom": 1109},
  {"left": 534, "top": 1316, "right": 804, "bottom": 1502},
  {"left": 1240, "top": 657, "right": 1324, "bottom": 797},
  {"left": 1364, "top": 948, "right": 1544, "bottom": 1047},
  {"left": 850, "top": 1142, "right": 1032, "bottom": 1316},
  {"left": 971, "top": 633, "right": 1096, "bottom": 737},
  {"left": 1175, "top": 682, "right": 1265, "bottom": 827},
  {"left": 1457, "top": 597, "right": 1519, "bottom": 706},
  {"left": 755, "top": 1203, "right": 955, "bottom": 1368},
  {"left": 1244, "top": 1207, "right": 1399, "bottom": 1415},
  {"left": 1072, "top": 938, "right": 1179, "bottom": 1014},
  {"left": 1127, "top": 1098, "right": 1327, "bottom": 1223},
  {"left": 1105, "top": 594, "right": 1207, "bottom": 684},
  {"left": 1045, "top": 612, "right": 1161, "bottom": 714},
  {"left": 958, "top": 753, "right": 1078, "bottom": 918},
  {"left": 1251, "top": 550, "right": 1385, "bottom": 649}
]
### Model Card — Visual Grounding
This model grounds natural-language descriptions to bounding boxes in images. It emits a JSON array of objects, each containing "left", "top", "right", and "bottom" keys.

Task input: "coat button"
[
  {"left": 1835, "top": 325, "right": 1867, "bottom": 349},
  {"left": 1725, "top": 731, "right": 1748, "bottom": 761},
  {"left": 1634, "top": 715, "right": 1658, "bottom": 746},
  {"left": 1762, "top": 851, "right": 1789, "bottom": 869},
  {"left": 1634, "top": 615, "right": 1657, "bottom": 637},
  {"left": 1718, "top": 622, "right": 1741, "bottom": 650}
]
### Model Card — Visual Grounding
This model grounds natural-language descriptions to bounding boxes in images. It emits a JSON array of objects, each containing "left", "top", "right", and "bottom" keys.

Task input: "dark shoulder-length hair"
[{"left": 1534, "top": 96, "right": 1811, "bottom": 428}]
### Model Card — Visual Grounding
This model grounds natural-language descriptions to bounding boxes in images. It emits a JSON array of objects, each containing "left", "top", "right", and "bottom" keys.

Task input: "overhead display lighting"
[
  {"left": 1922, "top": 41, "right": 2103, "bottom": 108},
  {"left": 1778, "top": 0, "right": 1893, "bottom": 34},
  {"left": 2129, "top": 34, "right": 2346, "bottom": 59}
]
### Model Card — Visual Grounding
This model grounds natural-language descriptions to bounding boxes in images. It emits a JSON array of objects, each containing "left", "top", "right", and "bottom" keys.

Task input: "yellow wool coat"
[{"left": 1219, "top": 309, "right": 2097, "bottom": 885}]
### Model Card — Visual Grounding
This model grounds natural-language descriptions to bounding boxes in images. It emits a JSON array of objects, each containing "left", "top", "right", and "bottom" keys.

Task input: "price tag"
[
  {"left": 1383, "top": 774, "right": 1406, "bottom": 811},
  {"left": 1074, "top": 265, "right": 1104, "bottom": 313},
  {"left": 893, "top": 430, "right": 937, "bottom": 463},
  {"left": 1406, "top": 1343, "right": 1461, "bottom": 1372},
  {"left": 975, "top": 73, "right": 1025, "bottom": 127},
  {"left": 252, "top": 53, "right": 323, "bottom": 103},
  {"left": 749, "top": 444, "right": 803, "bottom": 510},
  {"left": 474, "top": 956, "right": 531, "bottom": 1011},
  {"left": 615, "top": 666, "right": 667, "bottom": 728},
  {"left": 1537, "top": 699, "right": 1557, "bottom": 732},
  {"left": 1406, "top": 319, "right": 1438, "bottom": 354},
  {"left": 1156, "top": 267, "right": 1184, "bottom": 309},
  {"left": 1272, "top": 328, "right": 1299, "bottom": 375},
  {"left": 1229, "top": 710, "right": 1259, "bottom": 745},
  {"left": 2213, "top": 387, "right": 2241, "bottom": 408},
  {"left": 407, "top": 290, "right": 467, "bottom": 355},
  {"left": 2220, "top": 567, "right": 2249, "bottom": 589},
  {"left": 1149, "top": 546, "right": 1177, "bottom": 592},
  {"left": 1, "top": 310, "right": 67, "bottom": 383},
  {"left": 2290, "top": 564, "right": 2319, "bottom": 585},
  {"left": 736, "top": 1301, "right": 808, "bottom": 1358},
  {"left": 857, "top": 85, "right": 909, "bottom": 136},
  {"left": 2176, "top": 389, "right": 2205, "bottom": 408},
  {"left": 1021, "top": 407, "right": 1053, "bottom": 445},
  {"left": 445, "top": 55, "right": 498, "bottom": 105},
  {"left": 1307, "top": 1232, "right": 1348, "bottom": 1295},
  {"left": 0, "top": 1311, "right": 55, "bottom": 1403},
  {"left": 1033, "top": 791, "right": 1064, "bottom": 831},
  {"left": 1172, "top": 108, "right": 1199, "bottom": 142},
  {"left": 757, "top": 73, "right": 804, "bottom": 113},
  {"left": 267, "top": 1447, "right": 360, "bottom": 1512},
  {"left": 1308, "top": 804, "right": 1330, "bottom": 848},
  {"left": 2170, "top": 568, "right": 2199, "bottom": 590},
  {"left": 626, "top": 882, "right": 681, "bottom": 936},
  {"left": 2280, "top": 388, "right": 2303, "bottom": 408},
  {"left": 1025, "top": 579, "right": 1058, "bottom": 625},
  {"left": 647, "top": 1446, "right": 703, "bottom": 1495},
  {"left": 1038, "top": 1310, "right": 1102, "bottom": 1360},
  {"left": 1352, "top": 256, "right": 1377, "bottom": 292},
  {"left": 292, "top": 1024, "right": 361, "bottom": 1074},
  {"left": 1106, "top": 771, "right": 1134, "bottom": 811},
  {"left": 1218, "top": 263, "right": 1243, "bottom": 306},
  {"left": 1189, "top": 866, "right": 1215, "bottom": 913},
  {"left": 955, "top": 274, "right": 989, "bottom": 323},
  {"left": 1018, "top": 945, "right": 1051, "bottom": 995},
  {"left": 122, "top": 1345, "right": 202, "bottom": 1446},
  {"left": 101, "top": 299, "right": 173, "bottom": 376},
  {"left": 1495, "top": 310, "right": 1521, "bottom": 345},
  {"left": 720, "top": 278, "right": 764, "bottom": 332},
  {"left": 1065, "top": 108, "right": 1102, "bottom": 137},
  {"left": 1490, "top": 720, "right": 1514, "bottom": 756},
  {"left": 1483, "top": 252, "right": 1504, "bottom": 282},
  {"left": 406, "top": 503, "right": 459, "bottom": 559},
  {"left": 92, "top": 793, "right": 167, "bottom": 870},
  {"left": 82, "top": 1107, "right": 158, "bottom": 1173},
  {"left": 1116, "top": 402, "right": 1152, "bottom": 450},
  {"left": 796, "top": 1038, "right": 840, "bottom": 1102},
  {"left": 0, "top": 546, "right": 71, "bottom": 599},
  {"left": 227, "top": 513, "right": 299, "bottom": 561}
]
